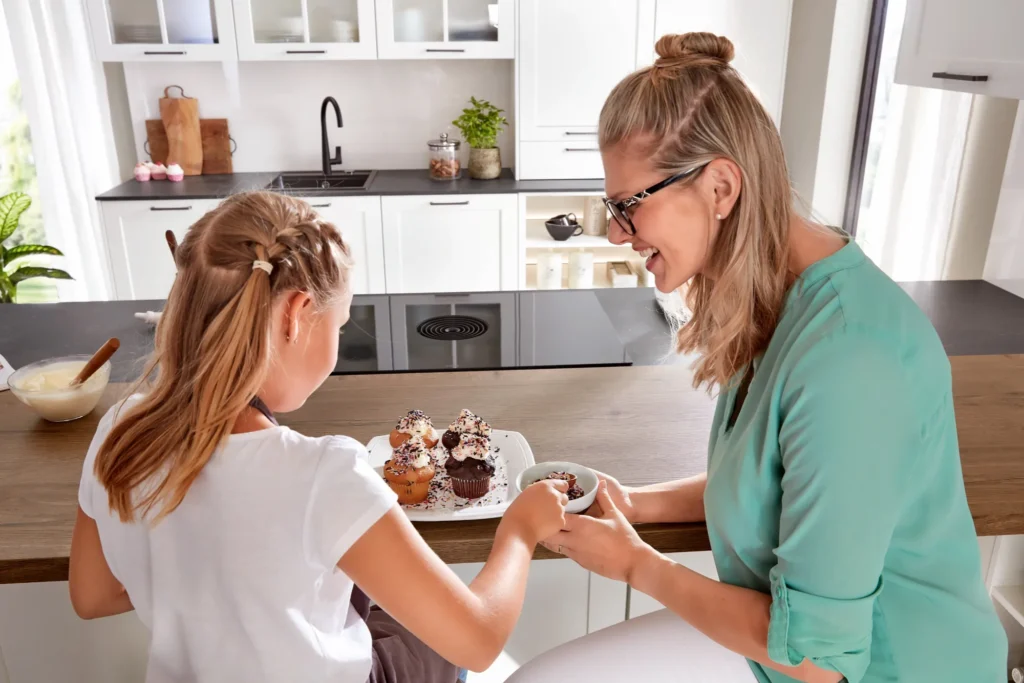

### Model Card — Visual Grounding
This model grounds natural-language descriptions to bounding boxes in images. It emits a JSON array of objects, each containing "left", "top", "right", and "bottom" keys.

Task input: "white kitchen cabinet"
[
  {"left": 895, "top": 0, "right": 1024, "bottom": 99},
  {"left": 380, "top": 194, "right": 518, "bottom": 294},
  {"left": 306, "top": 196, "right": 386, "bottom": 294},
  {"left": 517, "top": 0, "right": 654, "bottom": 179},
  {"left": 644, "top": 0, "right": 792, "bottom": 124},
  {"left": 233, "top": 0, "right": 378, "bottom": 61},
  {"left": 86, "top": 0, "right": 237, "bottom": 62},
  {"left": 375, "top": 0, "right": 514, "bottom": 60},
  {"left": 100, "top": 200, "right": 219, "bottom": 300}
]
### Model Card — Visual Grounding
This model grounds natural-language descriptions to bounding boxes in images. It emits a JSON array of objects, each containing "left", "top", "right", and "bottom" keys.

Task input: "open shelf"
[
  {"left": 524, "top": 219, "right": 622, "bottom": 249},
  {"left": 992, "top": 585, "right": 1024, "bottom": 628},
  {"left": 525, "top": 263, "right": 649, "bottom": 290}
]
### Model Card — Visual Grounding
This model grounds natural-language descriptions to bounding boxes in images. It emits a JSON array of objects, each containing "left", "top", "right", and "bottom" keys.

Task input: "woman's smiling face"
[{"left": 603, "top": 142, "right": 740, "bottom": 293}]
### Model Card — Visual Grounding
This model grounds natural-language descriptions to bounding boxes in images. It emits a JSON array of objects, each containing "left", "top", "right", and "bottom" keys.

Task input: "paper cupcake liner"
[{"left": 449, "top": 475, "right": 491, "bottom": 500}]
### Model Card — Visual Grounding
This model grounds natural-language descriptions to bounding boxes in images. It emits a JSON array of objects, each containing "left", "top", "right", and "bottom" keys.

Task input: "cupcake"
[
  {"left": 441, "top": 408, "right": 492, "bottom": 451},
  {"left": 545, "top": 472, "right": 585, "bottom": 500},
  {"left": 147, "top": 162, "right": 167, "bottom": 180},
  {"left": 445, "top": 434, "right": 495, "bottom": 499},
  {"left": 390, "top": 409, "right": 439, "bottom": 449},
  {"left": 383, "top": 437, "right": 435, "bottom": 505},
  {"left": 133, "top": 162, "right": 151, "bottom": 182},
  {"left": 166, "top": 163, "right": 184, "bottom": 182}
]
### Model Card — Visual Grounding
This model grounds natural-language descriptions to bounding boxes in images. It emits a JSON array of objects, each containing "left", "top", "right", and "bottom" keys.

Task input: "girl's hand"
[
  {"left": 543, "top": 481, "right": 653, "bottom": 584},
  {"left": 586, "top": 471, "right": 637, "bottom": 523},
  {"left": 501, "top": 479, "right": 569, "bottom": 546}
]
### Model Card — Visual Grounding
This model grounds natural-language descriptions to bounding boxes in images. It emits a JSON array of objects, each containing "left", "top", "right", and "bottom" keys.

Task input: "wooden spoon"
[{"left": 69, "top": 338, "right": 120, "bottom": 388}]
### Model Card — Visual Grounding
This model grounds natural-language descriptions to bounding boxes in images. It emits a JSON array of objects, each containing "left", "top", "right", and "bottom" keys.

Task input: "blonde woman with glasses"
[{"left": 513, "top": 33, "right": 1007, "bottom": 683}]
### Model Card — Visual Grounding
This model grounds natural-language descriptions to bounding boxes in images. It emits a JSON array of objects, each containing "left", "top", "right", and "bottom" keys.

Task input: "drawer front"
[{"left": 518, "top": 141, "right": 605, "bottom": 180}]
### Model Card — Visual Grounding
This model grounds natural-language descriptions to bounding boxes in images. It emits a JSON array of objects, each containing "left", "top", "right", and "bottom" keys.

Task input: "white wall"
[
  {"left": 984, "top": 103, "right": 1024, "bottom": 297},
  {"left": 944, "top": 95, "right": 1018, "bottom": 280},
  {"left": 779, "top": 0, "right": 871, "bottom": 226},
  {"left": 122, "top": 59, "right": 514, "bottom": 173}
]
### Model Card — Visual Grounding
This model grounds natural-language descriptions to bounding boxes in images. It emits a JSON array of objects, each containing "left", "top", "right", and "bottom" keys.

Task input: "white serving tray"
[{"left": 367, "top": 429, "right": 536, "bottom": 522}]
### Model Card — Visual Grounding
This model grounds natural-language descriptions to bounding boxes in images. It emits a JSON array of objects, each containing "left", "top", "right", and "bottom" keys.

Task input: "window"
[
  {"left": 0, "top": 1, "right": 57, "bottom": 303},
  {"left": 844, "top": 0, "right": 973, "bottom": 281}
]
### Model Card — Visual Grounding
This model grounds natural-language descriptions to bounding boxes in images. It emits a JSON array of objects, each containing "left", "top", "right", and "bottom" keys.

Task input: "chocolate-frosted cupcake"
[
  {"left": 445, "top": 434, "right": 495, "bottom": 499},
  {"left": 442, "top": 409, "right": 492, "bottom": 452}
]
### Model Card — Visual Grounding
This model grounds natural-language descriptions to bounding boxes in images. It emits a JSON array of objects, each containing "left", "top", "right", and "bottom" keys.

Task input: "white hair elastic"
[{"left": 252, "top": 260, "right": 273, "bottom": 275}]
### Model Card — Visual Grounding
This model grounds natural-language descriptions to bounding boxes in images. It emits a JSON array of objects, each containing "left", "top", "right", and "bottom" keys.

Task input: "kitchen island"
[{"left": 2, "top": 283, "right": 1024, "bottom": 584}]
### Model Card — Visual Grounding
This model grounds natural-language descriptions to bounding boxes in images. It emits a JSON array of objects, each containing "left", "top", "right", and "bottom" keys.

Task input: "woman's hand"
[
  {"left": 501, "top": 479, "right": 569, "bottom": 546},
  {"left": 543, "top": 481, "right": 653, "bottom": 584},
  {"left": 585, "top": 471, "right": 637, "bottom": 523}
]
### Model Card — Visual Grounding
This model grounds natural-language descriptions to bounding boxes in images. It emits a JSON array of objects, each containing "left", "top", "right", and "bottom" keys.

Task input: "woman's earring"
[{"left": 715, "top": 213, "right": 723, "bottom": 220}]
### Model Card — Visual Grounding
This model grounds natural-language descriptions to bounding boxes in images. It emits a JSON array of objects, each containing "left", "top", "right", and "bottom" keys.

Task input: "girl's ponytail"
[{"left": 95, "top": 192, "right": 351, "bottom": 522}]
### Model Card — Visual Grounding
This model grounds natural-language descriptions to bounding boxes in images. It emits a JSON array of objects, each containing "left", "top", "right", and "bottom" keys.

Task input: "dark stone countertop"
[
  {"left": 3, "top": 281, "right": 1023, "bottom": 385},
  {"left": 95, "top": 169, "right": 606, "bottom": 201}
]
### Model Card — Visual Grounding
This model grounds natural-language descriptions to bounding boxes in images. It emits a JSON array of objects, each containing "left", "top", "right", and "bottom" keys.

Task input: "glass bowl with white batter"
[{"left": 8, "top": 355, "right": 111, "bottom": 422}]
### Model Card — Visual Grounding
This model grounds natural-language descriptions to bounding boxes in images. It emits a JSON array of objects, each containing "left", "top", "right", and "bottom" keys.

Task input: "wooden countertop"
[{"left": 2, "top": 358, "right": 1023, "bottom": 584}]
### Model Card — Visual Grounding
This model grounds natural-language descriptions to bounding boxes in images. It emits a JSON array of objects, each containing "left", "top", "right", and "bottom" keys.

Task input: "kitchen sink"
[{"left": 264, "top": 170, "right": 376, "bottom": 193}]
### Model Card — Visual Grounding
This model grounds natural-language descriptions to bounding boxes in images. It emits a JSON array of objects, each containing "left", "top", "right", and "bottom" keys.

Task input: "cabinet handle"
[
  {"left": 426, "top": 48, "right": 466, "bottom": 53},
  {"left": 144, "top": 50, "right": 186, "bottom": 55},
  {"left": 429, "top": 201, "right": 470, "bottom": 206},
  {"left": 150, "top": 206, "right": 193, "bottom": 211},
  {"left": 932, "top": 71, "right": 989, "bottom": 82},
  {"left": 310, "top": 203, "right": 332, "bottom": 208},
  {"left": 286, "top": 50, "right": 327, "bottom": 54},
  {"left": 563, "top": 131, "right": 597, "bottom": 136},
  {"left": 564, "top": 147, "right": 599, "bottom": 152}
]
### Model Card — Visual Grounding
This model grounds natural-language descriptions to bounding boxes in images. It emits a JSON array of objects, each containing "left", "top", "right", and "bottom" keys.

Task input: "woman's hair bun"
[{"left": 655, "top": 32, "right": 735, "bottom": 67}]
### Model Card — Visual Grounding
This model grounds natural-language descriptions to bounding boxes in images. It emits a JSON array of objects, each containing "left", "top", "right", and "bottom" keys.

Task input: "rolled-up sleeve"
[{"left": 771, "top": 331, "right": 920, "bottom": 682}]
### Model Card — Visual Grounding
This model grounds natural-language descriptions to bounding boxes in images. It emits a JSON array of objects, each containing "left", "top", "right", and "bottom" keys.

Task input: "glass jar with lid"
[{"left": 428, "top": 133, "right": 461, "bottom": 180}]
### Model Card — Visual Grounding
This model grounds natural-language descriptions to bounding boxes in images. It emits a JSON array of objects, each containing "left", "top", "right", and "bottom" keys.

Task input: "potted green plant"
[
  {"left": 452, "top": 96, "right": 508, "bottom": 180},
  {"left": 0, "top": 192, "right": 72, "bottom": 303}
]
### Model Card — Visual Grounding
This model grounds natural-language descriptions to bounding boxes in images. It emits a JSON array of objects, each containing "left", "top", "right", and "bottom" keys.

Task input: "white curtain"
[
  {"left": 2, "top": 0, "right": 117, "bottom": 301},
  {"left": 854, "top": 0, "right": 973, "bottom": 281}
]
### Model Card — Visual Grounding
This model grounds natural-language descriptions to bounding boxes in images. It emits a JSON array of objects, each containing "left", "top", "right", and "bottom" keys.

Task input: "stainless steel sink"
[{"left": 264, "top": 170, "right": 376, "bottom": 193}]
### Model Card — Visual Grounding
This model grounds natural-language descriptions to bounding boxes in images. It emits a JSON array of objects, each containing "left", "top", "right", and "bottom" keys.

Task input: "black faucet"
[{"left": 320, "top": 96, "right": 343, "bottom": 177}]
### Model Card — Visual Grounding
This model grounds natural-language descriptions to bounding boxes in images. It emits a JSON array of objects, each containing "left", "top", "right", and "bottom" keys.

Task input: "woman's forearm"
[
  {"left": 629, "top": 472, "right": 707, "bottom": 524},
  {"left": 629, "top": 548, "right": 842, "bottom": 683}
]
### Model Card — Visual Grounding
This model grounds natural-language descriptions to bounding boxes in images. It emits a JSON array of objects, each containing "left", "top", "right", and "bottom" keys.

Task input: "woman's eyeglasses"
[{"left": 602, "top": 163, "right": 710, "bottom": 236}]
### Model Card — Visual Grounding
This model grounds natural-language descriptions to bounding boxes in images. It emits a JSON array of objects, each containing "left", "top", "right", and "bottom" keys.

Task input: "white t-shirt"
[{"left": 78, "top": 398, "right": 397, "bottom": 683}]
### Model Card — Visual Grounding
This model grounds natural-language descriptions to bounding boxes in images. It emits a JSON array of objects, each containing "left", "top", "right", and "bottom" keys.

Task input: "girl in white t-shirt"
[{"left": 69, "top": 192, "right": 569, "bottom": 683}]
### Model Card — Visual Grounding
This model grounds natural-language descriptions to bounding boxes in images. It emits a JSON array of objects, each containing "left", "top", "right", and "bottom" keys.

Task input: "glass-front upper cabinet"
[
  {"left": 86, "top": 0, "right": 236, "bottom": 61},
  {"left": 234, "top": 0, "right": 378, "bottom": 60},
  {"left": 376, "top": 0, "right": 513, "bottom": 59}
]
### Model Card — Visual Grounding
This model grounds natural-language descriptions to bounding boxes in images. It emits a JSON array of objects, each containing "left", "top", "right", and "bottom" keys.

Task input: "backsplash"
[{"left": 122, "top": 59, "right": 514, "bottom": 172}]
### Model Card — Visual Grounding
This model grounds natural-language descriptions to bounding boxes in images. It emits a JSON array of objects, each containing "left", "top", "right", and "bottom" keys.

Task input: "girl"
[
  {"left": 69, "top": 191, "right": 569, "bottom": 683},
  {"left": 514, "top": 32, "right": 1007, "bottom": 683}
]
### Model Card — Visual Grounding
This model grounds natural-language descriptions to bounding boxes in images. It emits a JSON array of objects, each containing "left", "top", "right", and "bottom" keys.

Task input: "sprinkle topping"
[
  {"left": 392, "top": 437, "right": 431, "bottom": 469},
  {"left": 448, "top": 409, "right": 491, "bottom": 438},
  {"left": 449, "top": 434, "right": 490, "bottom": 462},
  {"left": 396, "top": 409, "right": 434, "bottom": 439}
]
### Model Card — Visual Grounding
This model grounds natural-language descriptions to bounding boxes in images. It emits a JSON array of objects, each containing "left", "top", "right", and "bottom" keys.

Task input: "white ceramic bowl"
[
  {"left": 8, "top": 355, "right": 110, "bottom": 423},
  {"left": 516, "top": 461, "right": 599, "bottom": 514}
]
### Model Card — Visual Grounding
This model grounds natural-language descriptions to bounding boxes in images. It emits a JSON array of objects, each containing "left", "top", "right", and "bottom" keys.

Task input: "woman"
[{"left": 512, "top": 33, "right": 1007, "bottom": 683}]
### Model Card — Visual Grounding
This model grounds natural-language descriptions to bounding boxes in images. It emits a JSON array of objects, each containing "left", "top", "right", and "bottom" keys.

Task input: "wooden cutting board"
[
  {"left": 146, "top": 119, "right": 233, "bottom": 174},
  {"left": 158, "top": 85, "right": 202, "bottom": 176}
]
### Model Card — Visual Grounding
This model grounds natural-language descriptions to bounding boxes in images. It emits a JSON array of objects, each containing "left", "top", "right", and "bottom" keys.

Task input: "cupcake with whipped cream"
[
  {"left": 166, "top": 162, "right": 184, "bottom": 182},
  {"left": 134, "top": 162, "right": 151, "bottom": 182},
  {"left": 383, "top": 437, "right": 436, "bottom": 505},
  {"left": 445, "top": 434, "right": 495, "bottom": 499},
  {"left": 441, "top": 408, "right": 492, "bottom": 451},
  {"left": 147, "top": 162, "right": 167, "bottom": 180},
  {"left": 390, "top": 409, "right": 439, "bottom": 449}
]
